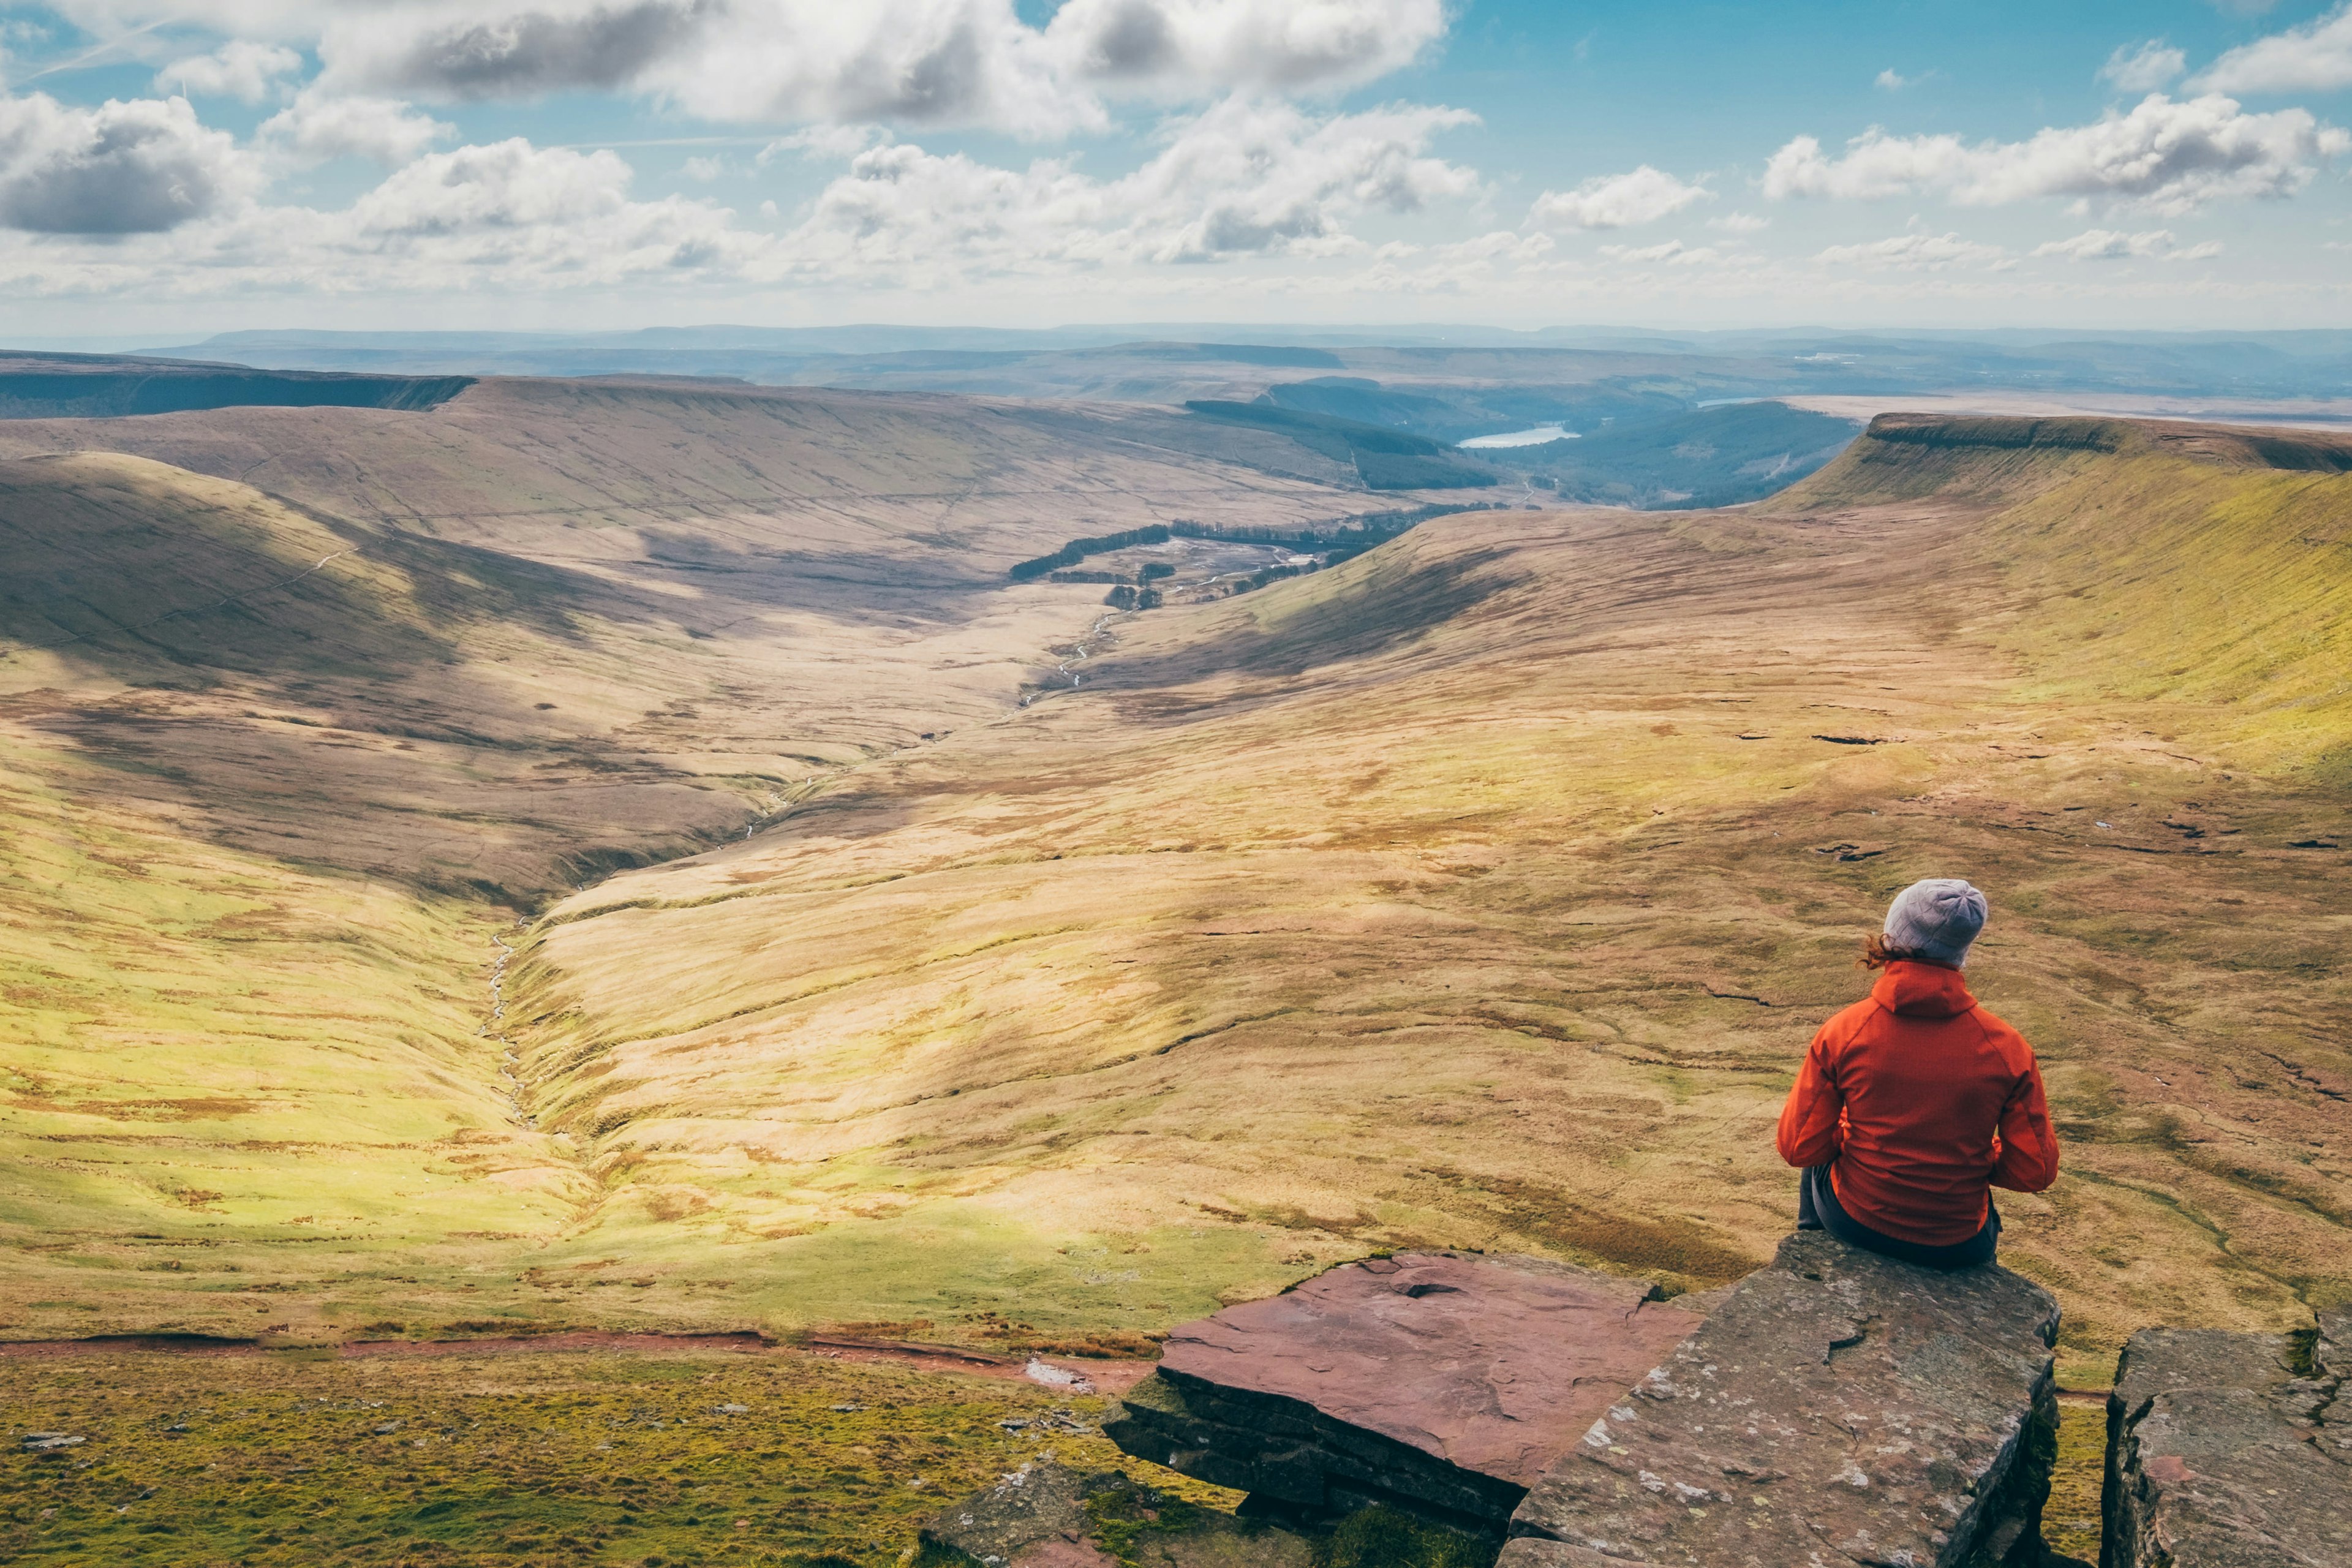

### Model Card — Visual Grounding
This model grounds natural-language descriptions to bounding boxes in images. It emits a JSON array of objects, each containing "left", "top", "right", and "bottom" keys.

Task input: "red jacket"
[{"left": 1776, "top": 961, "right": 2059, "bottom": 1247}]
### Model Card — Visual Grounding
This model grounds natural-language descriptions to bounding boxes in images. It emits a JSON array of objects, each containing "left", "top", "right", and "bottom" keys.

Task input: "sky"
[{"left": 2, "top": 0, "right": 2351, "bottom": 337}]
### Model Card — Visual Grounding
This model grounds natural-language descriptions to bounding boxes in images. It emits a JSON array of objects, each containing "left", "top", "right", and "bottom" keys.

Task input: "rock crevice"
[{"left": 2100, "top": 1307, "right": 2347, "bottom": 1568}]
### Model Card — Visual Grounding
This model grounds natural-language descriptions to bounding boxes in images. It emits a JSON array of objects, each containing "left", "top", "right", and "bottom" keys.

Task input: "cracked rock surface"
[
  {"left": 1503, "top": 1231, "right": 2059, "bottom": 1568},
  {"left": 1105, "top": 1251, "right": 1702, "bottom": 1528},
  {"left": 2101, "top": 1308, "right": 2348, "bottom": 1568}
]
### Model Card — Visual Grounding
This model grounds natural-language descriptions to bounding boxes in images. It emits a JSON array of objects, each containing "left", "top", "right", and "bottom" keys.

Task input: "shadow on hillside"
[{"left": 1087, "top": 544, "right": 1526, "bottom": 710}]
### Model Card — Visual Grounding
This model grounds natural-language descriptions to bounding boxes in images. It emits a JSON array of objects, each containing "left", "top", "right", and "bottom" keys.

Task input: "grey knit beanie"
[{"left": 1883, "top": 878, "right": 1988, "bottom": 967}]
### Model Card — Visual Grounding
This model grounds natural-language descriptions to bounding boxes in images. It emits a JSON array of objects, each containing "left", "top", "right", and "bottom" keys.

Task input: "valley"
[
  {"left": 2, "top": 390, "right": 2343, "bottom": 1383},
  {"left": 0, "top": 377, "right": 1400, "bottom": 1345}
]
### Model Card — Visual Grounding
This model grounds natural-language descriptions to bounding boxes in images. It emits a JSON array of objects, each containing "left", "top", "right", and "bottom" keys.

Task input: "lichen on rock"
[{"left": 1504, "top": 1231, "right": 2060, "bottom": 1568}]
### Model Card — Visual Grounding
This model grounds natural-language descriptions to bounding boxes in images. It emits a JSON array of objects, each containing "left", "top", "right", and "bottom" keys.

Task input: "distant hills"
[{"left": 87, "top": 325, "right": 2352, "bottom": 409}]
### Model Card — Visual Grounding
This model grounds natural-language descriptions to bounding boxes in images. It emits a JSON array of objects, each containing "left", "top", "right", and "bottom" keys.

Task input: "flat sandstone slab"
[
  {"left": 2103, "top": 1309, "right": 2348, "bottom": 1568},
  {"left": 1504, "top": 1232, "right": 2059, "bottom": 1568},
  {"left": 1109, "top": 1251, "right": 1702, "bottom": 1524}
]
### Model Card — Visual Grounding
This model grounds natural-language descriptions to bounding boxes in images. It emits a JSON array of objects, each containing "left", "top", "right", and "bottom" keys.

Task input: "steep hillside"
[
  {"left": 0, "top": 382, "right": 1388, "bottom": 1341},
  {"left": 0, "top": 350, "right": 470, "bottom": 418},
  {"left": 1770, "top": 415, "right": 2352, "bottom": 776}
]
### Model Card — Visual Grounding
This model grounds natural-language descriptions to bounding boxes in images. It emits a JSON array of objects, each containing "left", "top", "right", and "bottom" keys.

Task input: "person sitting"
[{"left": 1776, "top": 878, "right": 2059, "bottom": 1268}]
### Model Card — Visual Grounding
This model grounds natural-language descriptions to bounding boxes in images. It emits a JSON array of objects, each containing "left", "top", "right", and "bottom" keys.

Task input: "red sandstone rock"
[{"left": 1109, "top": 1251, "right": 1703, "bottom": 1527}]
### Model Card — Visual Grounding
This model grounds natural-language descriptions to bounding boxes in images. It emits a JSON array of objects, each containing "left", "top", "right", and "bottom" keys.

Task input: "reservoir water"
[{"left": 1457, "top": 424, "right": 1577, "bottom": 448}]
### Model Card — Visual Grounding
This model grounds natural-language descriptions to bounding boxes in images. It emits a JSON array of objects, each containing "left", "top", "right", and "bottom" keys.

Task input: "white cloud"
[
  {"left": 682, "top": 154, "right": 722, "bottom": 181},
  {"left": 788, "top": 96, "right": 1478, "bottom": 271},
  {"left": 1528, "top": 165, "right": 1708, "bottom": 230},
  {"left": 1598, "top": 238, "right": 1727, "bottom": 266},
  {"left": 0, "top": 81, "right": 1483, "bottom": 302},
  {"left": 1875, "top": 68, "right": 1910, "bottom": 91},
  {"left": 156, "top": 40, "right": 303, "bottom": 102},
  {"left": 757, "top": 124, "right": 888, "bottom": 164},
  {"left": 1815, "top": 231, "right": 2011, "bottom": 270},
  {"left": 2031, "top": 227, "right": 2223, "bottom": 261},
  {"left": 258, "top": 88, "right": 450, "bottom": 165},
  {"left": 57, "top": 1, "right": 1450, "bottom": 139},
  {"left": 249, "top": 137, "right": 765, "bottom": 290},
  {"left": 1763, "top": 94, "right": 2350, "bottom": 214},
  {"left": 2196, "top": 2, "right": 2352, "bottom": 94},
  {"left": 2100, "top": 40, "right": 2186, "bottom": 94},
  {"left": 1708, "top": 210, "right": 1769, "bottom": 233},
  {"left": 1044, "top": 0, "right": 1446, "bottom": 97},
  {"left": 352, "top": 138, "right": 636, "bottom": 233},
  {"left": 0, "top": 92, "right": 252, "bottom": 233}
]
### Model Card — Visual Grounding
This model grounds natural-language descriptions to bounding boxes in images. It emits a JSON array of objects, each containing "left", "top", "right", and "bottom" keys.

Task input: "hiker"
[{"left": 1776, "top": 878, "right": 2059, "bottom": 1268}]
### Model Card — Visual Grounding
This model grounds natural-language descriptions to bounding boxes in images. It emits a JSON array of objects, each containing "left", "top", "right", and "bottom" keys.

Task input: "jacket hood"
[{"left": 1871, "top": 959, "right": 1978, "bottom": 1019}]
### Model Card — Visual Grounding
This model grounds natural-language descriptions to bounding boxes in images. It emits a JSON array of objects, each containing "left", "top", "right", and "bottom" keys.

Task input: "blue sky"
[{"left": 1, "top": 0, "right": 2348, "bottom": 336}]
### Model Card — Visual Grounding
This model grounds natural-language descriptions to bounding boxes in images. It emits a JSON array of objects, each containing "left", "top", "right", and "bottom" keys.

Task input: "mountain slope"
[
  {"left": 0, "top": 381, "right": 1389, "bottom": 1342},
  {"left": 451, "top": 415, "right": 2350, "bottom": 1373},
  {"left": 1, "top": 410, "right": 2343, "bottom": 1382}
]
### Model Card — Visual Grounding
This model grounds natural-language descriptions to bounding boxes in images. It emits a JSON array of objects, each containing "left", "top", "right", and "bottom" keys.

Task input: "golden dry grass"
[
  {"left": 1, "top": 407, "right": 2343, "bottom": 1403},
  {"left": 490, "top": 418, "right": 2351, "bottom": 1384},
  {"left": 0, "top": 383, "right": 1392, "bottom": 1340}
]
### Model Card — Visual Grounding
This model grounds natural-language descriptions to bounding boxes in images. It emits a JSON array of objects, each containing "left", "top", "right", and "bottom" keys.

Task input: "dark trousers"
[{"left": 1797, "top": 1164, "right": 1999, "bottom": 1270}]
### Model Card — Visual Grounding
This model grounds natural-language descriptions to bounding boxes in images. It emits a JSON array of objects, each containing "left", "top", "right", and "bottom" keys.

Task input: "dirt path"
[{"left": 0, "top": 1328, "right": 1158, "bottom": 1393}]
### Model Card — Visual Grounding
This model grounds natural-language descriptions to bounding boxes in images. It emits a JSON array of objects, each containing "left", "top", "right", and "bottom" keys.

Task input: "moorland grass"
[{"left": 0, "top": 1346, "right": 1232, "bottom": 1567}]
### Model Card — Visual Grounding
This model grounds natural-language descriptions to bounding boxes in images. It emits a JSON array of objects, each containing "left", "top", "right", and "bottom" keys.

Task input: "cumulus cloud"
[
  {"left": 1528, "top": 165, "right": 1709, "bottom": 230},
  {"left": 2030, "top": 227, "right": 2223, "bottom": 261},
  {"left": 1046, "top": 0, "right": 1446, "bottom": 95},
  {"left": 0, "top": 69, "right": 1483, "bottom": 300},
  {"left": 1875, "top": 68, "right": 1912, "bottom": 91},
  {"left": 61, "top": 1, "right": 1450, "bottom": 137},
  {"left": 791, "top": 95, "right": 1477, "bottom": 271},
  {"left": 0, "top": 92, "right": 251, "bottom": 233},
  {"left": 258, "top": 88, "right": 450, "bottom": 165},
  {"left": 1815, "top": 231, "right": 2011, "bottom": 270},
  {"left": 2196, "top": 2, "right": 2352, "bottom": 93},
  {"left": 351, "top": 138, "right": 636, "bottom": 233},
  {"left": 336, "top": 1, "right": 718, "bottom": 101},
  {"left": 157, "top": 40, "right": 304, "bottom": 102},
  {"left": 2100, "top": 40, "right": 2186, "bottom": 94},
  {"left": 186, "top": 136, "right": 771, "bottom": 290},
  {"left": 1763, "top": 94, "right": 2350, "bottom": 214}
]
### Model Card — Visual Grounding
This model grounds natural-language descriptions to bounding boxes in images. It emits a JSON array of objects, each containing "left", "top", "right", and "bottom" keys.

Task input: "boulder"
[
  {"left": 1502, "top": 1231, "right": 2059, "bottom": 1568},
  {"left": 925, "top": 1461, "right": 1112, "bottom": 1567},
  {"left": 919, "top": 1459, "right": 1313, "bottom": 1568},
  {"left": 2100, "top": 1307, "right": 2348, "bottom": 1568},
  {"left": 1105, "top": 1250, "right": 1703, "bottom": 1529}
]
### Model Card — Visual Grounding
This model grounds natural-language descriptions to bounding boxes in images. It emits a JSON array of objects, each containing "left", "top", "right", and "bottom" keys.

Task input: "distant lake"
[{"left": 1457, "top": 424, "right": 1578, "bottom": 448}]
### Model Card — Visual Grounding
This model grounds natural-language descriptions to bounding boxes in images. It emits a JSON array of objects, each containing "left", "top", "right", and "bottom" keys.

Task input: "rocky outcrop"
[
  {"left": 1502, "top": 1232, "right": 2059, "bottom": 1568},
  {"left": 2100, "top": 1308, "right": 2347, "bottom": 1568},
  {"left": 919, "top": 1460, "right": 1313, "bottom": 1568},
  {"left": 1105, "top": 1251, "right": 1703, "bottom": 1530}
]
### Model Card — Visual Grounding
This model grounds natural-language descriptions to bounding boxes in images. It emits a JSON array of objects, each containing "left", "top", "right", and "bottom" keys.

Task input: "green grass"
[
  {"left": 0, "top": 1347, "right": 1225, "bottom": 1567},
  {"left": 2041, "top": 1400, "right": 2108, "bottom": 1565}
]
